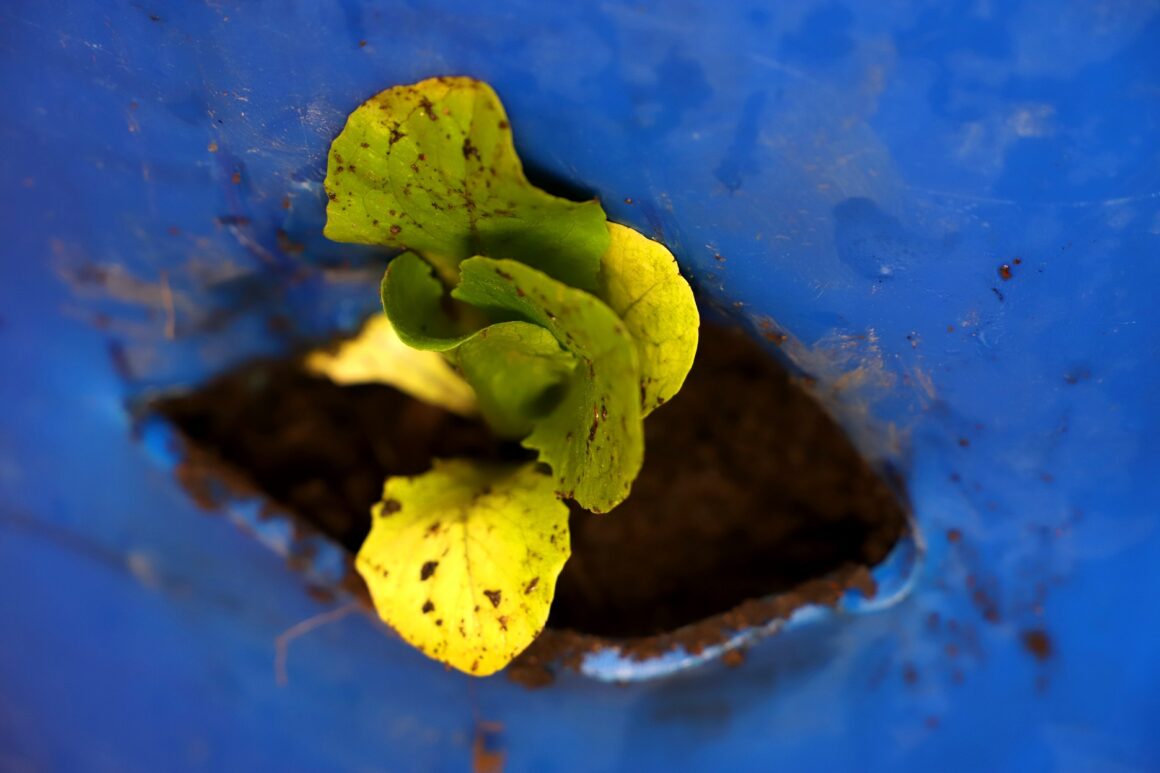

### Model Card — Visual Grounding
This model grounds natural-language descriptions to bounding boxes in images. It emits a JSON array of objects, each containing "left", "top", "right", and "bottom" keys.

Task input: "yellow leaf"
[
  {"left": 356, "top": 460, "right": 570, "bottom": 676},
  {"left": 305, "top": 314, "right": 478, "bottom": 418},
  {"left": 599, "top": 223, "right": 699, "bottom": 415}
]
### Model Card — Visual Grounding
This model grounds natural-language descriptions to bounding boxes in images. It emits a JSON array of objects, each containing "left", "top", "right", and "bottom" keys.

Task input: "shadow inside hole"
[{"left": 153, "top": 322, "right": 907, "bottom": 640}]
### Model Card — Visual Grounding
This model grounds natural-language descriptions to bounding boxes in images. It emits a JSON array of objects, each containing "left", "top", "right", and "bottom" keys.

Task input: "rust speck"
[
  {"left": 947, "top": 528, "right": 962, "bottom": 543},
  {"left": 998, "top": 264, "right": 1013, "bottom": 280},
  {"left": 1022, "top": 629, "right": 1053, "bottom": 661},
  {"left": 483, "top": 589, "right": 502, "bottom": 608},
  {"left": 389, "top": 225, "right": 402, "bottom": 235}
]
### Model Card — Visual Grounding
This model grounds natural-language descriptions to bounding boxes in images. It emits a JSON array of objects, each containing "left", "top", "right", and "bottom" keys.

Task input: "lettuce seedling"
[{"left": 323, "top": 77, "right": 698, "bottom": 675}]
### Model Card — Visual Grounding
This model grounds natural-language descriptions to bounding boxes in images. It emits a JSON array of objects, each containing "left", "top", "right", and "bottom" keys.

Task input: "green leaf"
[
  {"left": 356, "top": 460, "right": 570, "bottom": 676},
  {"left": 454, "top": 258, "right": 643, "bottom": 512},
  {"left": 598, "top": 223, "right": 700, "bottom": 415},
  {"left": 380, "top": 251, "right": 475, "bottom": 351},
  {"left": 453, "top": 321, "right": 576, "bottom": 439},
  {"left": 323, "top": 76, "right": 609, "bottom": 292}
]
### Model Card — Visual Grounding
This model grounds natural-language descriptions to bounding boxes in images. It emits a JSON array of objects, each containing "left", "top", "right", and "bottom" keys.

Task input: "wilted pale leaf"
[{"left": 305, "top": 314, "right": 478, "bottom": 418}]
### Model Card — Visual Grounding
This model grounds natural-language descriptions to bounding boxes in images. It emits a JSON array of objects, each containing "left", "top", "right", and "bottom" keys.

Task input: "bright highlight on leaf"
[
  {"left": 323, "top": 76, "right": 609, "bottom": 292},
  {"left": 599, "top": 223, "right": 699, "bottom": 416},
  {"left": 304, "top": 314, "right": 478, "bottom": 418},
  {"left": 356, "top": 460, "right": 570, "bottom": 676},
  {"left": 325, "top": 75, "right": 701, "bottom": 676}
]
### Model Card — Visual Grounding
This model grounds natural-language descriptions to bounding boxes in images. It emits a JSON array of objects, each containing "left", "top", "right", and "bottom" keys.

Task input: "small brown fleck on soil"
[
  {"left": 1021, "top": 628, "right": 1053, "bottom": 661},
  {"left": 484, "top": 589, "right": 502, "bottom": 608},
  {"left": 946, "top": 528, "right": 962, "bottom": 543},
  {"left": 1013, "top": 257, "right": 1023, "bottom": 265},
  {"left": 998, "top": 264, "right": 1013, "bottom": 280},
  {"left": 421, "top": 561, "right": 438, "bottom": 581}
]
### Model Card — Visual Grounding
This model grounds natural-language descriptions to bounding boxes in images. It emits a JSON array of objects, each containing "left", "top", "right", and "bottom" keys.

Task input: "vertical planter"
[{"left": 2, "top": 1, "right": 1157, "bottom": 770}]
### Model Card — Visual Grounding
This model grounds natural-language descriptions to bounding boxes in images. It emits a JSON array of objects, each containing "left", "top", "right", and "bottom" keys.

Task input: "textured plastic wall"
[{"left": 1, "top": 1, "right": 1158, "bottom": 770}]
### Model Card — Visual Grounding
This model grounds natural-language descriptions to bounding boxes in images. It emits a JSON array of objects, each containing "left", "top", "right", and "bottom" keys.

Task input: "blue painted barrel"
[{"left": 2, "top": 1, "right": 1158, "bottom": 770}]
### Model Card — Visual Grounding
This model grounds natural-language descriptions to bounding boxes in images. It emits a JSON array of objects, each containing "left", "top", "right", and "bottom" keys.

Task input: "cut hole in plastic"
[{"left": 152, "top": 321, "right": 910, "bottom": 678}]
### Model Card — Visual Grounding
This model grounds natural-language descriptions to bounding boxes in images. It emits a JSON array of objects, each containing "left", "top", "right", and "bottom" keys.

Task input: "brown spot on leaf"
[
  {"left": 484, "top": 589, "right": 502, "bottom": 608},
  {"left": 422, "top": 600, "right": 435, "bottom": 614},
  {"left": 524, "top": 577, "right": 539, "bottom": 595},
  {"left": 381, "top": 498, "right": 402, "bottom": 515},
  {"left": 418, "top": 96, "right": 437, "bottom": 120},
  {"left": 420, "top": 561, "right": 438, "bottom": 581},
  {"left": 389, "top": 225, "right": 402, "bottom": 235}
]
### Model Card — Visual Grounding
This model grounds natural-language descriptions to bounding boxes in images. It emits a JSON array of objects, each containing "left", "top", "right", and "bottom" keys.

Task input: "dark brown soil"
[{"left": 154, "top": 322, "right": 907, "bottom": 677}]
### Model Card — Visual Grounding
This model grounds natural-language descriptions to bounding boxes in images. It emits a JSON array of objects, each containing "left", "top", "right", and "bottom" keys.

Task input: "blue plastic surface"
[{"left": 2, "top": 1, "right": 1158, "bottom": 770}]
